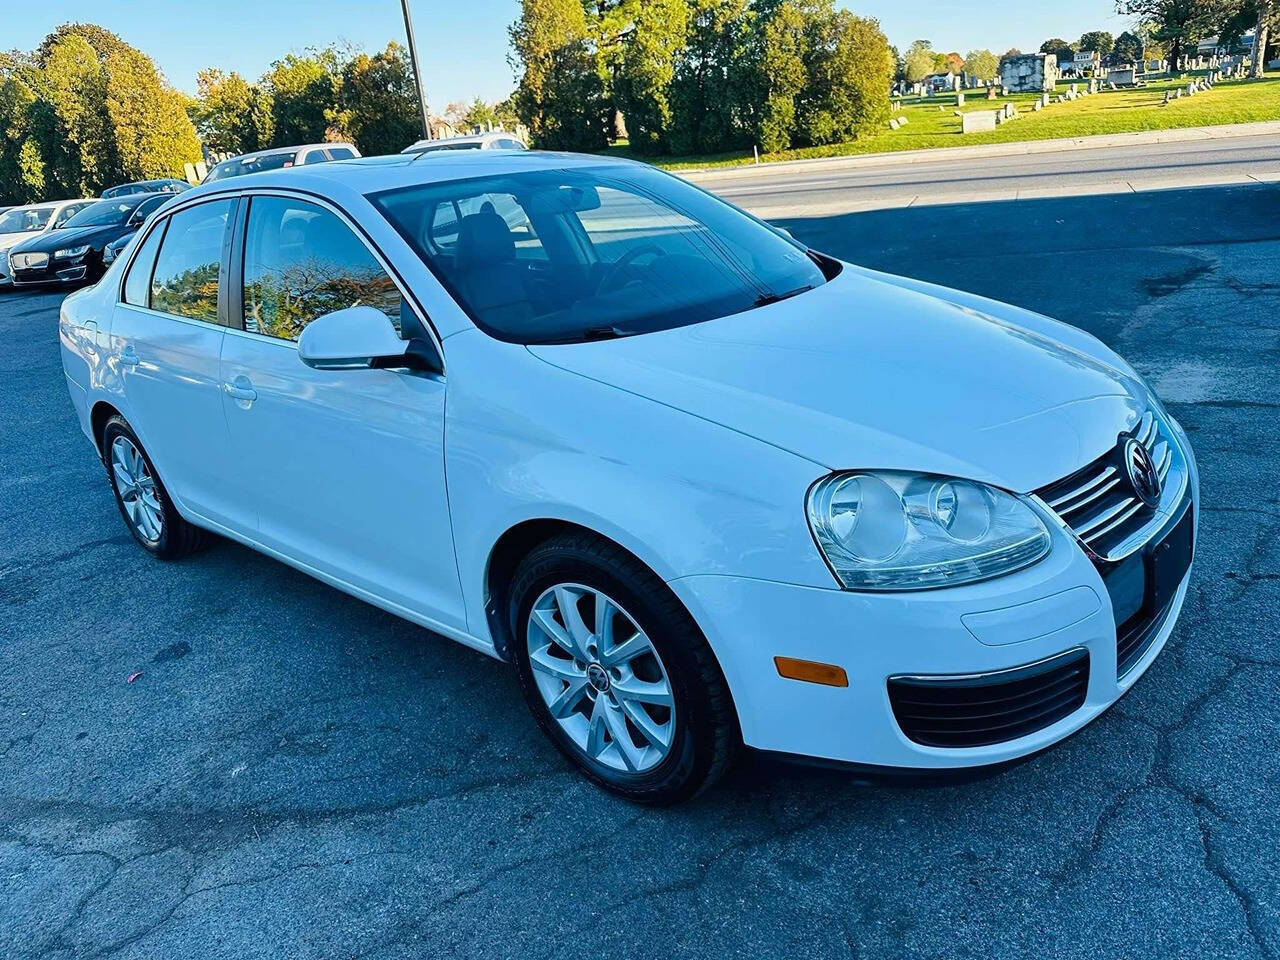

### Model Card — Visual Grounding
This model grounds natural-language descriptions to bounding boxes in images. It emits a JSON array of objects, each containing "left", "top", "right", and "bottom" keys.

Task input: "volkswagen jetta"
[{"left": 58, "top": 152, "right": 1198, "bottom": 803}]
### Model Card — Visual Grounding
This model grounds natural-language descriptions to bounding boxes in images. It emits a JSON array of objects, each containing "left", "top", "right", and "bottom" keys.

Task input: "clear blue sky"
[{"left": 14, "top": 1, "right": 1133, "bottom": 109}]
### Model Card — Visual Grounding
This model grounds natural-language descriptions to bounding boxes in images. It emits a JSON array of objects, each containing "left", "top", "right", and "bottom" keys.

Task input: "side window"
[
  {"left": 150, "top": 199, "right": 233, "bottom": 323},
  {"left": 53, "top": 203, "right": 87, "bottom": 228},
  {"left": 328, "top": 147, "right": 356, "bottom": 160},
  {"left": 122, "top": 221, "right": 167, "bottom": 306},
  {"left": 242, "top": 196, "right": 404, "bottom": 341},
  {"left": 301, "top": 150, "right": 331, "bottom": 165}
]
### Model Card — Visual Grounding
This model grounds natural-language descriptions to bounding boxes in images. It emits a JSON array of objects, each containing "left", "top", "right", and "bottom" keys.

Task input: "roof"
[
  {"left": 178, "top": 150, "right": 633, "bottom": 203},
  {"left": 401, "top": 132, "right": 525, "bottom": 153}
]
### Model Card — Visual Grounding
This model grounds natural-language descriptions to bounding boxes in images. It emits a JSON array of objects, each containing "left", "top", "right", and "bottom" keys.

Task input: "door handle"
[
  {"left": 119, "top": 346, "right": 140, "bottom": 368},
  {"left": 223, "top": 378, "right": 258, "bottom": 403}
]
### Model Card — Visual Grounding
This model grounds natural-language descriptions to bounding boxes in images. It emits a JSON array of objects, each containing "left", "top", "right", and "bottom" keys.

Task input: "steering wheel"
[{"left": 596, "top": 244, "right": 664, "bottom": 294}]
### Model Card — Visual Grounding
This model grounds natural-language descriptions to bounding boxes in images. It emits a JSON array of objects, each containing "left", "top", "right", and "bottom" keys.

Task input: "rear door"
[
  {"left": 110, "top": 197, "right": 245, "bottom": 529},
  {"left": 217, "top": 192, "right": 465, "bottom": 629}
]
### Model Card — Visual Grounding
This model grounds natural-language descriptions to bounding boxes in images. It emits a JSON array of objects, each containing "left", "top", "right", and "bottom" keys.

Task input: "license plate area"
[{"left": 1104, "top": 504, "right": 1194, "bottom": 676}]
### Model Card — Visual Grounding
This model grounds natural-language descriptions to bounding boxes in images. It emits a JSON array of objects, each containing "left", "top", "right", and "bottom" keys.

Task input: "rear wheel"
[
  {"left": 509, "top": 533, "right": 738, "bottom": 804},
  {"left": 102, "top": 415, "right": 206, "bottom": 559}
]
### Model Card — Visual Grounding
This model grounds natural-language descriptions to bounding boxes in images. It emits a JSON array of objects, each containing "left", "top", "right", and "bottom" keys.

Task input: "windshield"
[
  {"left": 64, "top": 200, "right": 134, "bottom": 228},
  {"left": 371, "top": 165, "right": 827, "bottom": 344},
  {"left": 0, "top": 206, "right": 54, "bottom": 234},
  {"left": 206, "top": 152, "right": 296, "bottom": 181}
]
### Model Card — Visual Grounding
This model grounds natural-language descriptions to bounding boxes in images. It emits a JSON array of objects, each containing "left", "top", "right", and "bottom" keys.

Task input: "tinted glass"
[
  {"left": 130, "top": 195, "right": 167, "bottom": 223},
  {"left": 328, "top": 147, "right": 356, "bottom": 160},
  {"left": 53, "top": 203, "right": 92, "bottom": 227},
  {"left": 0, "top": 207, "right": 53, "bottom": 233},
  {"left": 371, "top": 165, "right": 826, "bottom": 344},
  {"left": 242, "top": 196, "right": 403, "bottom": 341},
  {"left": 65, "top": 200, "right": 135, "bottom": 228},
  {"left": 123, "top": 221, "right": 167, "bottom": 306},
  {"left": 301, "top": 150, "right": 330, "bottom": 165},
  {"left": 205, "top": 152, "right": 297, "bottom": 181},
  {"left": 150, "top": 200, "right": 232, "bottom": 322}
]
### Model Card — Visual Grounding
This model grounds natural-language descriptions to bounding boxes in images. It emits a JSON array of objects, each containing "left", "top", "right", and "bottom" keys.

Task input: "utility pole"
[{"left": 400, "top": 0, "right": 432, "bottom": 139}]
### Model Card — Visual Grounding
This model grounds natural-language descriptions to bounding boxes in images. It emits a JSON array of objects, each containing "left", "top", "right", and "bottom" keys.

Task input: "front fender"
[{"left": 443, "top": 330, "right": 836, "bottom": 642}]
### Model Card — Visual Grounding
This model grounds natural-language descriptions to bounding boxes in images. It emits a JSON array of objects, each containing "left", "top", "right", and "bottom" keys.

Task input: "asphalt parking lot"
[{"left": 3, "top": 181, "right": 1278, "bottom": 959}]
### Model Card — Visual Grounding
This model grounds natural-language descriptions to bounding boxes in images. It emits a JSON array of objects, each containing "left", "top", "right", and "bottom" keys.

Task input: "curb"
[{"left": 678, "top": 121, "right": 1280, "bottom": 181}]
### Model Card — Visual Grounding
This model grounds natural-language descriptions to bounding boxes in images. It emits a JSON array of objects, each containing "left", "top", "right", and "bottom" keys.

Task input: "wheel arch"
[{"left": 90, "top": 400, "right": 124, "bottom": 457}]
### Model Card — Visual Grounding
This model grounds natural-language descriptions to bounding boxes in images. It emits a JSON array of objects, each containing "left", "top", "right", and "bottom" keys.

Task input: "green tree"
[
  {"left": 509, "top": 0, "right": 610, "bottom": 151},
  {"left": 903, "top": 39, "right": 936, "bottom": 82},
  {"left": 0, "top": 55, "right": 49, "bottom": 205},
  {"left": 193, "top": 69, "right": 273, "bottom": 154},
  {"left": 755, "top": 0, "right": 808, "bottom": 151},
  {"left": 667, "top": 0, "right": 756, "bottom": 155},
  {"left": 39, "top": 33, "right": 115, "bottom": 195},
  {"left": 263, "top": 51, "right": 342, "bottom": 146},
  {"left": 963, "top": 49, "right": 1000, "bottom": 81},
  {"left": 340, "top": 43, "right": 422, "bottom": 155},
  {"left": 609, "top": 0, "right": 692, "bottom": 153},
  {"left": 1078, "top": 30, "right": 1116, "bottom": 55},
  {"left": 1115, "top": 0, "right": 1228, "bottom": 68},
  {"left": 794, "top": 6, "right": 893, "bottom": 147},
  {"left": 1113, "top": 29, "right": 1146, "bottom": 62},
  {"left": 103, "top": 44, "right": 202, "bottom": 181},
  {"left": 1040, "top": 37, "right": 1076, "bottom": 63}
]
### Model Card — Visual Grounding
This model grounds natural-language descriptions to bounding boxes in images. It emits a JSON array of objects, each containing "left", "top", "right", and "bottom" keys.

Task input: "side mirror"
[{"left": 298, "top": 305, "right": 438, "bottom": 373}]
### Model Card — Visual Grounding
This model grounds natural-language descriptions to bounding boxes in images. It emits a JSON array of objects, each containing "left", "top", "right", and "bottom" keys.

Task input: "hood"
[
  {"left": 529, "top": 266, "right": 1145, "bottom": 493},
  {"left": 15, "top": 224, "right": 123, "bottom": 253},
  {"left": 0, "top": 231, "right": 43, "bottom": 251}
]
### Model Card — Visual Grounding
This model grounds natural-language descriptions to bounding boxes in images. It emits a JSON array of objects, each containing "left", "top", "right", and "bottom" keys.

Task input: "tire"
[
  {"left": 102, "top": 415, "right": 207, "bottom": 559},
  {"left": 509, "top": 532, "right": 738, "bottom": 804}
]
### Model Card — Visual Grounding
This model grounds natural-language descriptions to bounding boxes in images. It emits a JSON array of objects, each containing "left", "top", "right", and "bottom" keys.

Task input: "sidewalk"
[{"left": 680, "top": 120, "right": 1280, "bottom": 182}]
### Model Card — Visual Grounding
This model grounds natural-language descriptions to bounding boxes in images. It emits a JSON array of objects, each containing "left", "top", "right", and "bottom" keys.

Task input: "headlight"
[
  {"left": 806, "top": 471, "right": 1050, "bottom": 590},
  {"left": 55, "top": 245, "right": 90, "bottom": 259}
]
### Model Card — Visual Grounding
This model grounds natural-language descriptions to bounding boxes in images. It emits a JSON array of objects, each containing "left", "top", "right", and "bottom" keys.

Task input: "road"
[
  {"left": 2, "top": 177, "right": 1280, "bottom": 959},
  {"left": 685, "top": 131, "right": 1280, "bottom": 217}
]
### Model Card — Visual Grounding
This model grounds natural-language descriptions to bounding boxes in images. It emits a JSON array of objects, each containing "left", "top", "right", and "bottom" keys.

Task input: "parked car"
[
  {"left": 9, "top": 193, "right": 169, "bottom": 287},
  {"left": 0, "top": 198, "right": 97, "bottom": 286},
  {"left": 102, "top": 178, "right": 191, "bottom": 199},
  {"left": 202, "top": 143, "right": 362, "bottom": 183},
  {"left": 401, "top": 132, "right": 528, "bottom": 155},
  {"left": 101, "top": 194, "right": 173, "bottom": 269},
  {"left": 59, "top": 152, "right": 1198, "bottom": 803}
]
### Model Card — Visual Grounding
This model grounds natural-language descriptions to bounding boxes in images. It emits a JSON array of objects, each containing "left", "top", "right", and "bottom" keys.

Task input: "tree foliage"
[
  {"left": 903, "top": 39, "right": 937, "bottom": 81},
  {"left": 1040, "top": 38, "right": 1076, "bottom": 63},
  {"left": 0, "top": 23, "right": 200, "bottom": 205},
  {"left": 509, "top": 0, "right": 611, "bottom": 151},
  {"left": 1113, "top": 30, "right": 1146, "bottom": 62},
  {"left": 963, "top": 49, "right": 999, "bottom": 81},
  {"left": 338, "top": 44, "right": 423, "bottom": 156},
  {"left": 1078, "top": 30, "right": 1116, "bottom": 55},
  {"left": 1115, "top": 0, "right": 1228, "bottom": 67}
]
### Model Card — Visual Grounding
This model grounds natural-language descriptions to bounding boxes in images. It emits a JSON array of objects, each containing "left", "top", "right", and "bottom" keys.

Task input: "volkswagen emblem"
[{"left": 1123, "top": 437, "right": 1161, "bottom": 507}]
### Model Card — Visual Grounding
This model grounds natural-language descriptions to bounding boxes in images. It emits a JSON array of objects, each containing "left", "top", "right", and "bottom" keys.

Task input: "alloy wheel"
[
  {"left": 110, "top": 435, "right": 163, "bottom": 543},
  {"left": 527, "top": 583, "right": 676, "bottom": 773}
]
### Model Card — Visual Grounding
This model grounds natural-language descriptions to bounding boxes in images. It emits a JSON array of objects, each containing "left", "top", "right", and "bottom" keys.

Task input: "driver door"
[{"left": 219, "top": 193, "right": 466, "bottom": 631}]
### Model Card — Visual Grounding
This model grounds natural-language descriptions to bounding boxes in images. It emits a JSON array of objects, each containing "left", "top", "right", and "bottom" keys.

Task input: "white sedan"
[{"left": 59, "top": 151, "right": 1198, "bottom": 803}]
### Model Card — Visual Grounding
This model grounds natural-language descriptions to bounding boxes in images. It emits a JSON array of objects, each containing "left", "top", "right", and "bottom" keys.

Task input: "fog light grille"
[{"left": 888, "top": 649, "right": 1089, "bottom": 748}]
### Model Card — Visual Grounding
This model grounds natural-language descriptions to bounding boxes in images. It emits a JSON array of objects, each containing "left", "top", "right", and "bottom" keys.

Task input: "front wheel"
[
  {"left": 509, "top": 533, "right": 738, "bottom": 804},
  {"left": 102, "top": 415, "right": 207, "bottom": 559}
]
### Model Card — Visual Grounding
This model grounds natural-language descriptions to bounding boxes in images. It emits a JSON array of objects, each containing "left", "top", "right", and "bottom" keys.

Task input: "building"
[
  {"left": 1063, "top": 50, "right": 1102, "bottom": 77},
  {"left": 999, "top": 53, "right": 1060, "bottom": 93},
  {"left": 1198, "top": 34, "right": 1254, "bottom": 57}
]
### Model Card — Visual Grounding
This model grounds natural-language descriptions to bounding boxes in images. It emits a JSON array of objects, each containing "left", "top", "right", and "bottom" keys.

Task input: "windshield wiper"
[
  {"left": 580, "top": 326, "right": 632, "bottom": 341},
  {"left": 754, "top": 284, "right": 815, "bottom": 308}
]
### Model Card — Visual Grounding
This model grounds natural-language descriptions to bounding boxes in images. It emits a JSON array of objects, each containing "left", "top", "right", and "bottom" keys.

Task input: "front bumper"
[
  {"left": 669, "top": 457, "right": 1198, "bottom": 771},
  {"left": 11, "top": 257, "right": 90, "bottom": 286}
]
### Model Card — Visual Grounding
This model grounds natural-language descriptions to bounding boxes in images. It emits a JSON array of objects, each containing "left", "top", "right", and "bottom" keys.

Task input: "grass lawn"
[{"left": 606, "top": 73, "right": 1280, "bottom": 170}]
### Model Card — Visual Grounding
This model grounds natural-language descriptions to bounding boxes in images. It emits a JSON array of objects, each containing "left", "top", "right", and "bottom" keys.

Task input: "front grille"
[
  {"left": 888, "top": 649, "right": 1089, "bottom": 748},
  {"left": 1035, "top": 410, "right": 1172, "bottom": 559},
  {"left": 1116, "top": 599, "right": 1176, "bottom": 676}
]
